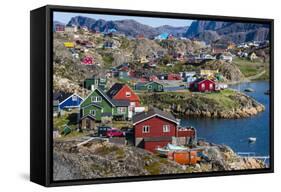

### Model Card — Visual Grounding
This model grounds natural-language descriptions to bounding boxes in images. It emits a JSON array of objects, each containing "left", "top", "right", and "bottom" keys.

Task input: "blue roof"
[
  {"left": 108, "top": 28, "right": 117, "bottom": 33},
  {"left": 156, "top": 33, "right": 169, "bottom": 40}
]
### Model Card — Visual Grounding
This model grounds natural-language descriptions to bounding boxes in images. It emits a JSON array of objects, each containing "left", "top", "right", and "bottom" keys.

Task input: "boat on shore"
[
  {"left": 155, "top": 143, "right": 203, "bottom": 165},
  {"left": 155, "top": 143, "right": 187, "bottom": 156}
]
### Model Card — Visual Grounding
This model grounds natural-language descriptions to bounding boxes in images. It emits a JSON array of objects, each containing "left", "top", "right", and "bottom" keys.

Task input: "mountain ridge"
[
  {"left": 67, "top": 16, "right": 188, "bottom": 38},
  {"left": 185, "top": 20, "right": 270, "bottom": 43}
]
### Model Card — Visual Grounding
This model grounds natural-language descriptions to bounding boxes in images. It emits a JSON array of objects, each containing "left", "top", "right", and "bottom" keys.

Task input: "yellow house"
[
  {"left": 63, "top": 42, "right": 75, "bottom": 48},
  {"left": 199, "top": 69, "right": 219, "bottom": 78},
  {"left": 227, "top": 43, "right": 236, "bottom": 50},
  {"left": 140, "top": 56, "right": 149, "bottom": 64}
]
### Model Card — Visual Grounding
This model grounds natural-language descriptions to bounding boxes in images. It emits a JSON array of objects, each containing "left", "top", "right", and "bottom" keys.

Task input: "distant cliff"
[{"left": 185, "top": 20, "right": 269, "bottom": 43}]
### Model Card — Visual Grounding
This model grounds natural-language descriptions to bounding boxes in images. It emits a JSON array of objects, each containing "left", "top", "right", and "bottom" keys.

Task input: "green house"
[
  {"left": 84, "top": 76, "right": 107, "bottom": 91},
  {"left": 135, "top": 81, "right": 164, "bottom": 92},
  {"left": 80, "top": 88, "right": 130, "bottom": 129}
]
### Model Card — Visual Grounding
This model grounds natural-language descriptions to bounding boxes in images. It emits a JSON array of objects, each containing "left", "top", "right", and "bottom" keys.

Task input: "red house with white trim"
[
  {"left": 189, "top": 78, "right": 216, "bottom": 92},
  {"left": 107, "top": 83, "right": 141, "bottom": 119},
  {"left": 133, "top": 108, "right": 195, "bottom": 152}
]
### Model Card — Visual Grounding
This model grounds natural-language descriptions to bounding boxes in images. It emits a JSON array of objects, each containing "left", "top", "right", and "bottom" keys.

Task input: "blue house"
[
  {"left": 154, "top": 33, "right": 169, "bottom": 40},
  {"left": 53, "top": 92, "right": 84, "bottom": 110}
]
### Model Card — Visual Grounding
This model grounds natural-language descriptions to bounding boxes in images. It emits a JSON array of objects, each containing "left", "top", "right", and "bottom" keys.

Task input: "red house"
[
  {"left": 55, "top": 24, "right": 65, "bottom": 32},
  {"left": 167, "top": 73, "right": 181, "bottom": 80},
  {"left": 148, "top": 75, "right": 159, "bottom": 82},
  {"left": 136, "top": 34, "right": 145, "bottom": 39},
  {"left": 107, "top": 83, "right": 141, "bottom": 107},
  {"left": 133, "top": 108, "right": 195, "bottom": 152},
  {"left": 81, "top": 56, "right": 93, "bottom": 65},
  {"left": 190, "top": 78, "right": 216, "bottom": 92}
]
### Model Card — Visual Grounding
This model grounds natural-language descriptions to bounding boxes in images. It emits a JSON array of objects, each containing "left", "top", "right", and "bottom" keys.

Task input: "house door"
[{"left": 86, "top": 119, "right": 91, "bottom": 129}]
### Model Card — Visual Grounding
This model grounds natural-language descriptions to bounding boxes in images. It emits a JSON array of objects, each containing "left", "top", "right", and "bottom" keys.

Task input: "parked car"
[
  {"left": 97, "top": 126, "right": 112, "bottom": 137},
  {"left": 121, "top": 127, "right": 134, "bottom": 134},
  {"left": 106, "top": 128, "right": 125, "bottom": 137}
]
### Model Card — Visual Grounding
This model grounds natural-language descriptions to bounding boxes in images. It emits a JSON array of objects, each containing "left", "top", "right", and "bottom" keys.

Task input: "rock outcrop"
[
  {"left": 53, "top": 140, "right": 183, "bottom": 180},
  {"left": 201, "top": 60, "right": 245, "bottom": 82},
  {"left": 139, "top": 90, "right": 265, "bottom": 119},
  {"left": 53, "top": 139, "right": 266, "bottom": 180}
]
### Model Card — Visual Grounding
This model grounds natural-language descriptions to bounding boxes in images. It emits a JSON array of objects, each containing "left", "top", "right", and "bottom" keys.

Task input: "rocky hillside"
[
  {"left": 185, "top": 20, "right": 270, "bottom": 43},
  {"left": 53, "top": 139, "right": 265, "bottom": 180},
  {"left": 201, "top": 60, "right": 246, "bottom": 82},
  {"left": 132, "top": 38, "right": 167, "bottom": 58},
  {"left": 139, "top": 89, "right": 265, "bottom": 119}
]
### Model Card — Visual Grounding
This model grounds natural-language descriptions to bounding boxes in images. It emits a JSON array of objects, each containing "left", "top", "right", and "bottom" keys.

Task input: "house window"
[
  {"left": 126, "top": 91, "right": 131, "bottom": 97},
  {"left": 142, "top": 126, "right": 150, "bottom": 133},
  {"left": 147, "top": 85, "right": 152, "bottom": 89},
  {"left": 90, "top": 110, "right": 96, "bottom": 116},
  {"left": 117, "top": 107, "right": 126, "bottom": 114},
  {"left": 72, "top": 95, "right": 77, "bottom": 101},
  {"left": 201, "top": 83, "right": 205, "bottom": 90},
  {"left": 163, "top": 125, "right": 170, "bottom": 132},
  {"left": 209, "top": 83, "right": 213, "bottom": 89},
  {"left": 91, "top": 96, "right": 102, "bottom": 102}
]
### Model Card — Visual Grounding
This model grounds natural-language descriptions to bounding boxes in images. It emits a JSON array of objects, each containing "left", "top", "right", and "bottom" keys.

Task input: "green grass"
[
  {"left": 120, "top": 37, "right": 130, "bottom": 49},
  {"left": 53, "top": 111, "right": 83, "bottom": 139},
  {"left": 144, "top": 161, "right": 161, "bottom": 175},
  {"left": 115, "top": 148, "right": 125, "bottom": 159},
  {"left": 233, "top": 57, "right": 269, "bottom": 78},
  {"left": 111, "top": 121, "right": 132, "bottom": 129},
  {"left": 139, "top": 89, "right": 242, "bottom": 111},
  {"left": 53, "top": 114, "right": 69, "bottom": 132},
  {"left": 202, "top": 90, "right": 240, "bottom": 110},
  {"left": 102, "top": 54, "right": 114, "bottom": 66},
  {"left": 95, "top": 145, "right": 120, "bottom": 156}
]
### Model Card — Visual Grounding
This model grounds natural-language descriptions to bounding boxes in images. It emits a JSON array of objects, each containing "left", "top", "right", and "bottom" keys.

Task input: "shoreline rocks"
[{"left": 176, "top": 104, "right": 264, "bottom": 119}]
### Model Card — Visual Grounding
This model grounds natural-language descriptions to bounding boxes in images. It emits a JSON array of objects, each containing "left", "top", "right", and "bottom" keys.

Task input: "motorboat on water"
[{"left": 248, "top": 137, "right": 257, "bottom": 143}]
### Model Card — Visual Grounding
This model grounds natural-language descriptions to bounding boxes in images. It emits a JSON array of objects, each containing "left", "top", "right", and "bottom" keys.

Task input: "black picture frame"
[{"left": 30, "top": 4, "right": 274, "bottom": 187}]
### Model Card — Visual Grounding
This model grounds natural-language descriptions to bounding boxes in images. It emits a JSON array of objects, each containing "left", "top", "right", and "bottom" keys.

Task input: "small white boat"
[
  {"left": 155, "top": 147, "right": 170, "bottom": 156},
  {"left": 155, "top": 144, "right": 188, "bottom": 156},
  {"left": 244, "top": 88, "right": 255, "bottom": 92},
  {"left": 248, "top": 137, "right": 257, "bottom": 143}
]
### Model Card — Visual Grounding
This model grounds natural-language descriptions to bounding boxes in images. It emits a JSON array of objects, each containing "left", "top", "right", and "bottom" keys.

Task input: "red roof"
[{"left": 107, "top": 83, "right": 140, "bottom": 107}]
